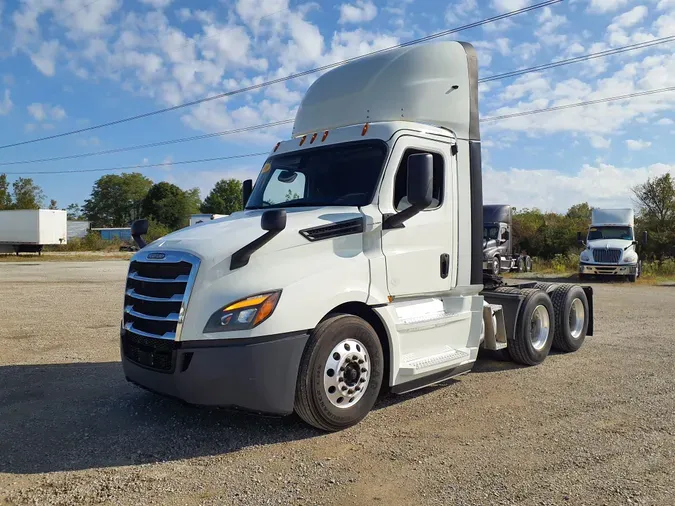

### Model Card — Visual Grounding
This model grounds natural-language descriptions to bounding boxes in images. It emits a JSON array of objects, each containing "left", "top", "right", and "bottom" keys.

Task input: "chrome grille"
[
  {"left": 592, "top": 248, "right": 621, "bottom": 264},
  {"left": 122, "top": 251, "right": 200, "bottom": 372}
]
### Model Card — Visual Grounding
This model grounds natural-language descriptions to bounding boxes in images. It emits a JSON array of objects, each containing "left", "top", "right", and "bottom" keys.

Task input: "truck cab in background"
[
  {"left": 578, "top": 208, "right": 647, "bottom": 283},
  {"left": 482, "top": 204, "right": 532, "bottom": 276}
]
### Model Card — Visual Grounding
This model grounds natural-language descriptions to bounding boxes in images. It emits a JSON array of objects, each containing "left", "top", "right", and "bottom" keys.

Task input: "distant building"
[
  {"left": 92, "top": 227, "right": 132, "bottom": 241},
  {"left": 67, "top": 220, "right": 91, "bottom": 240}
]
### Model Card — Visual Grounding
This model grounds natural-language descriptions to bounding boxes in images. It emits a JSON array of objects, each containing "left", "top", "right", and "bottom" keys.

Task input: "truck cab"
[
  {"left": 120, "top": 41, "right": 594, "bottom": 432},
  {"left": 482, "top": 204, "right": 531, "bottom": 275},
  {"left": 578, "top": 208, "right": 646, "bottom": 282}
]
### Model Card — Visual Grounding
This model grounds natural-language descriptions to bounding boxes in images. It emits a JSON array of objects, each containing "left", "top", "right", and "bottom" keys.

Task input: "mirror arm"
[{"left": 383, "top": 207, "right": 421, "bottom": 230}]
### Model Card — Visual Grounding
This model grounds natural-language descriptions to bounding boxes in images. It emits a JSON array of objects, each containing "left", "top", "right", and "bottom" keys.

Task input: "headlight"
[
  {"left": 580, "top": 250, "right": 591, "bottom": 261},
  {"left": 203, "top": 290, "right": 281, "bottom": 333},
  {"left": 623, "top": 253, "right": 637, "bottom": 263}
]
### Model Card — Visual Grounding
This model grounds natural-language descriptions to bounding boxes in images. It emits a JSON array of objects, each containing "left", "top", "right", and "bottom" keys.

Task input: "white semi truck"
[
  {"left": 120, "top": 41, "right": 595, "bottom": 432},
  {"left": 578, "top": 208, "right": 647, "bottom": 282}
]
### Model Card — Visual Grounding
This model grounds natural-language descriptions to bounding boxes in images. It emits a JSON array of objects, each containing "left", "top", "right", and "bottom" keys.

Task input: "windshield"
[
  {"left": 246, "top": 141, "right": 388, "bottom": 209},
  {"left": 588, "top": 226, "right": 633, "bottom": 241},
  {"left": 484, "top": 226, "right": 499, "bottom": 241}
]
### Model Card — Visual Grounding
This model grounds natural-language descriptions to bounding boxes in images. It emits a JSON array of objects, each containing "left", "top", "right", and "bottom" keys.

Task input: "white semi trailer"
[
  {"left": 120, "top": 41, "right": 595, "bottom": 432},
  {"left": 0, "top": 209, "right": 67, "bottom": 255},
  {"left": 578, "top": 208, "right": 647, "bottom": 282}
]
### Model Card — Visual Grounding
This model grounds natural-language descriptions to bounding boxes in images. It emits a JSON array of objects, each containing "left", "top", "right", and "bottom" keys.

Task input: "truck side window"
[{"left": 394, "top": 149, "right": 444, "bottom": 211}]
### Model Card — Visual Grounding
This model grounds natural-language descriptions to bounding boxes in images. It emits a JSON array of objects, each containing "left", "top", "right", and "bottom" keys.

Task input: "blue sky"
[{"left": 0, "top": 0, "right": 674, "bottom": 213}]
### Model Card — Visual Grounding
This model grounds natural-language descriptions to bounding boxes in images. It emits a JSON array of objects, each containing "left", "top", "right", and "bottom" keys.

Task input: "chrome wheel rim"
[
  {"left": 530, "top": 305, "right": 550, "bottom": 351},
  {"left": 569, "top": 298, "right": 585, "bottom": 339},
  {"left": 323, "top": 339, "right": 370, "bottom": 408}
]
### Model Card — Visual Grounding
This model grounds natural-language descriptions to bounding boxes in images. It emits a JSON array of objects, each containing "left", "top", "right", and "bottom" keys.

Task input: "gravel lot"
[{"left": 1, "top": 261, "right": 674, "bottom": 506}]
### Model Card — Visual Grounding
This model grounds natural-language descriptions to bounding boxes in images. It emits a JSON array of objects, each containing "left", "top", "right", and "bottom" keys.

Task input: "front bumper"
[
  {"left": 579, "top": 262, "right": 637, "bottom": 276},
  {"left": 121, "top": 329, "right": 310, "bottom": 415}
]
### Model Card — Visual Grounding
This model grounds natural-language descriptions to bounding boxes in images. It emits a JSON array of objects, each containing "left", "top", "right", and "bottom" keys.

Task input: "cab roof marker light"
[
  {"left": 321, "top": 130, "right": 329, "bottom": 142},
  {"left": 273, "top": 142, "right": 281, "bottom": 152},
  {"left": 310, "top": 132, "right": 318, "bottom": 144},
  {"left": 361, "top": 123, "right": 369, "bottom": 136},
  {"left": 299, "top": 135, "right": 307, "bottom": 146}
]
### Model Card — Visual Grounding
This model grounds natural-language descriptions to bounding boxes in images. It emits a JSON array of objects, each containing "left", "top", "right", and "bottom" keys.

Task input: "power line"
[
  {"left": 2, "top": 152, "right": 268, "bottom": 176},
  {"left": 3, "top": 34, "right": 673, "bottom": 168},
  {"left": 0, "top": 0, "right": 563, "bottom": 151},
  {"left": 481, "top": 86, "right": 675, "bottom": 122},
  {"left": 0, "top": 120, "right": 293, "bottom": 166},
  {"left": 6, "top": 85, "right": 675, "bottom": 176},
  {"left": 480, "top": 35, "right": 675, "bottom": 83}
]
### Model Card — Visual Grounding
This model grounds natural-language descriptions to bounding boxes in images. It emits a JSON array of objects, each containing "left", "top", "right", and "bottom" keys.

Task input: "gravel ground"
[{"left": 1, "top": 262, "right": 673, "bottom": 506}]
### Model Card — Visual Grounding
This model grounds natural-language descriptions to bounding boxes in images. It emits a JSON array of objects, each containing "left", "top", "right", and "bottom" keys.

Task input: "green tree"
[
  {"left": 66, "top": 203, "right": 83, "bottom": 220},
  {"left": 632, "top": 173, "right": 675, "bottom": 260},
  {"left": 49, "top": 199, "right": 58, "bottom": 210},
  {"left": 83, "top": 172, "right": 153, "bottom": 227},
  {"left": 141, "top": 182, "right": 201, "bottom": 230},
  {"left": 12, "top": 177, "right": 45, "bottom": 209},
  {"left": 565, "top": 202, "right": 593, "bottom": 222},
  {"left": 201, "top": 178, "right": 243, "bottom": 215},
  {"left": 0, "top": 174, "right": 12, "bottom": 210}
]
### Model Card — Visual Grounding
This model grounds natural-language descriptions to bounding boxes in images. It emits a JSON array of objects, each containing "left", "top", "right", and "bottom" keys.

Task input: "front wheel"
[
  {"left": 492, "top": 256, "right": 501, "bottom": 276},
  {"left": 294, "top": 314, "right": 384, "bottom": 432}
]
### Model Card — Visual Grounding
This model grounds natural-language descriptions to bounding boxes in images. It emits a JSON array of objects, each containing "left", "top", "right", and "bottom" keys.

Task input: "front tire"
[
  {"left": 294, "top": 314, "right": 384, "bottom": 432},
  {"left": 507, "top": 288, "right": 555, "bottom": 366},
  {"left": 492, "top": 256, "right": 501, "bottom": 276}
]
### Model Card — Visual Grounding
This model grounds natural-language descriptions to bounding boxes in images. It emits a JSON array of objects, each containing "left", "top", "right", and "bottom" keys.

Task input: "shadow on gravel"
[
  {"left": 0, "top": 362, "right": 321, "bottom": 475},
  {"left": 0, "top": 355, "right": 532, "bottom": 474}
]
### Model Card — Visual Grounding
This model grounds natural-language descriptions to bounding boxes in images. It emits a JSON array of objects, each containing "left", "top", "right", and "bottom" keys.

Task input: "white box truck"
[
  {"left": 578, "top": 208, "right": 647, "bottom": 282},
  {"left": 119, "top": 40, "right": 595, "bottom": 432},
  {"left": 0, "top": 209, "right": 67, "bottom": 255}
]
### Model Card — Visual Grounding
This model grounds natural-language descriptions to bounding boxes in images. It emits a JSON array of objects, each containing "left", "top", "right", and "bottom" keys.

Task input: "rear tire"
[
  {"left": 507, "top": 288, "right": 555, "bottom": 366},
  {"left": 516, "top": 256, "right": 525, "bottom": 273},
  {"left": 294, "top": 314, "right": 384, "bottom": 432},
  {"left": 532, "top": 282, "right": 558, "bottom": 293},
  {"left": 550, "top": 285, "right": 589, "bottom": 352},
  {"left": 525, "top": 256, "right": 533, "bottom": 272}
]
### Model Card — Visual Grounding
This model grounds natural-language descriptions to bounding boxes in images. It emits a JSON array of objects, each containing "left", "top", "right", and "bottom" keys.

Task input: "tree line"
[
  {"left": 2, "top": 170, "right": 674, "bottom": 260},
  {"left": 1, "top": 171, "right": 245, "bottom": 233},
  {"left": 512, "top": 173, "right": 675, "bottom": 261}
]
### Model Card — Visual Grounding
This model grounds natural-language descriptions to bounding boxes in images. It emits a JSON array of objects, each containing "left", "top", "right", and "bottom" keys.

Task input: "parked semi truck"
[
  {"left": 120, "top": 41, "right": 594, "bottom": 432},
  {"left": 483, "top": 204, "right": 532, "bottom": 275},
  {"left": 0, "top": 209, "right": 67, "bottom": 255},
  {"left": 578, "top": 208, "right": 646, "bottom": 282}
]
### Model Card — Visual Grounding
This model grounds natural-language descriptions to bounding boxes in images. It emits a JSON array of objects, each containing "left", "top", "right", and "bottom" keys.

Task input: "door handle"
[{"left": 440, "top": 253, "right": 449, "bottom": 279}]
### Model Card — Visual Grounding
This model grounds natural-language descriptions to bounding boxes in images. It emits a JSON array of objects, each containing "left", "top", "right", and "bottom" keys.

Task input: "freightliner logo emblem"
[{"left": 147, "top": 253, "right": 166, "bottom": 260}]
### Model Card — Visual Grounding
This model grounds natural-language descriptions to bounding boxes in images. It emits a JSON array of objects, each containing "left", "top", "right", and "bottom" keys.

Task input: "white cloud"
[
  {"left": 235, "top": 0, "right": 289, "bottom": 32},
  {"left": 590, "top": 135, "right": 611, "bottom": 149},
  {"left": 535, "top": 6, "right": 568, "bottom": 46},
  {"left": 491, "top": 0, "right": 529, "bottom": 13},
  {"left": 0, "top": 89, "right": 12, "bottom": 115},
  {"left": 656, "top": 0, "right": 675, "bottom": 10},
  {"left": 27, "top": 103, "right": 67, "bottom": 121},
  {"left": 339, "top": 0, "right": 378, "bottom": 24},
  {"left": 140, "top": 0, "right": 173, "bottom": 8},
  {"left": 626, "top": 139, "right": 652, "bottom": 150},
  {"left": 29, "top": 40, "right": 60, "bottom": 76},
  {"left": 484, "top": 162, "right": 675, "bottom": 212},
  {"left": 657, "top": 118, "right": 674, "bottom": 125},
  {"left": 445, "top": 0, "right": 477, "bottom": 23},
  {"left": 587, "top": 0, "right": 629, "bottom": 14},
  {"left": 609, "top": 5, "right": 648, "bottom": 30}
]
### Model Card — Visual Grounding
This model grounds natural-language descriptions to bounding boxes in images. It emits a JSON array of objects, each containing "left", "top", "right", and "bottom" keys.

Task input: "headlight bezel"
[{"left": 203, "top": 290, "right": 282, "bottom": 333}]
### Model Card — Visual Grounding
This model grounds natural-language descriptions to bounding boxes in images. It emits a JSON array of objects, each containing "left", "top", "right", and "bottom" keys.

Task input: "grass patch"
[{"left": 0, "top": 251, "right": 133, "bottom": 262}]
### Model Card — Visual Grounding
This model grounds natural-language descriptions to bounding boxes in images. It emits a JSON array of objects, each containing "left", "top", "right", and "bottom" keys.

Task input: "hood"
[
  {"left": 586, "top": 238, "right": 633, "bottom": 250},
  {"left": 140, "top": 206, "right": 363, "bottom": 265}
]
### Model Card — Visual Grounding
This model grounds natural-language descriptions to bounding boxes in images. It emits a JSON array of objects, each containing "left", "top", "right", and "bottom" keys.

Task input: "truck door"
[{"left": 379, "top": 136, "right": 456, "bottom": 297}]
